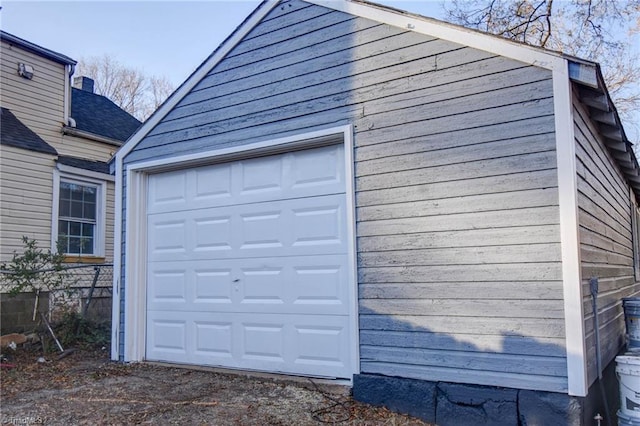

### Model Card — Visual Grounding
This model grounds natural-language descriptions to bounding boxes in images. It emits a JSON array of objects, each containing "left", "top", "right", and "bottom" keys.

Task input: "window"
[
  {"left": 52, "top": 170, "right": 107, "bottom": 258},
  {"left": 58, "top": 181, "right": 97, "bottom": 255}
]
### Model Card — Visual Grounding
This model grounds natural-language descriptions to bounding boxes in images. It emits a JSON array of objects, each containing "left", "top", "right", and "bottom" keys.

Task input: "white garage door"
[{"left": 145, "top": 144, "right": 353, "bottom": 378}]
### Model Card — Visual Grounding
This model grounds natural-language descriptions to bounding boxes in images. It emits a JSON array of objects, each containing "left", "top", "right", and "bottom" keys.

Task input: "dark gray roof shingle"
[
  {"left": 71, "top": 88, "right": 141, "bottom": 142},
  {"left": 0, "top": 107, "right": 57, "bottom": 155},
  {"left": 57, "top": 155, "right": 110, "bottom": 174}
]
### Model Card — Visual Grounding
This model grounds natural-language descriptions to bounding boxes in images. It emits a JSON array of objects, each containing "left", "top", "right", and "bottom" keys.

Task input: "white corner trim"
[
  {"left": 553, "top": 59, "right": 588, "bottom": 396},
  {"left": 56, "top": 163, "right": 115, "bottom": 182},
  {"left": 111, "top": 160, "right": 123, "bottom": 361},
  {"left": 307, "top": 0, "right": 561, "bottom": 70},
  {"left": 342, "top": 124, "right": 360, "bottom": 375},
  {"left": 123, "top": 168, "right": 148, "bottom": 362},
  {"left": 114, "top": 0, "right": 280, "bottom": 163}
]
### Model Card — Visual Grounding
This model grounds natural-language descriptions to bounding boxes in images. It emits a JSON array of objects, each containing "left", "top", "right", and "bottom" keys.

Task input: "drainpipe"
[
  {"left": 590, "top": 277, "right": 612, "bottom": 426},
  {"left": 63, "top": 64, "right": 75, "bottom": 126}
]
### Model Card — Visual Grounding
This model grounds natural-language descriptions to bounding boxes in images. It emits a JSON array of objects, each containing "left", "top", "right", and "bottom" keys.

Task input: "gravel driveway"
[{"left": 1, "top": 349, "right": 428, "bottom": 425}]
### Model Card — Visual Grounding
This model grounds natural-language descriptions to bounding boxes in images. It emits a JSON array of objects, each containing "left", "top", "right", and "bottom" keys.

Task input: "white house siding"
[
  {"left": 0, "top": 40, "right": 66, "bottom": 149},
  {"left": 1, "top": 40, "right": 116, "bottom": 266},
  {"left": 573, "top": 94, "right": 640, "bottom": 386},
  {"left": 59, "top": 133, "right": 118, "bottom": 162},
  {"left": 0, "top": 145, "right": 55, "bottom": 261},
  {"left": 122, "top": 0, "right": 565, "bottom": 390}
]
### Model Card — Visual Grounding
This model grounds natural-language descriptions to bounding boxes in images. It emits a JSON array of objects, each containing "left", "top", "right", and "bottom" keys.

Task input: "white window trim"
[{"left": 52, "top": 169, "right": 107, "bottom": 258}]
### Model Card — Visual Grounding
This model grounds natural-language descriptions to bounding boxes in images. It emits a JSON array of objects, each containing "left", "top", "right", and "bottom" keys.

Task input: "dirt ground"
[{"left": 1, "top": 348, "right": 428, "bottom": 425}]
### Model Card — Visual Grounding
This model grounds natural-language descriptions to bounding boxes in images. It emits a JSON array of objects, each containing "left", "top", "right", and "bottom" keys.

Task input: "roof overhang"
[
  {"left": 63, "top": 125, "right": 124, "bottom": 147},
  {"left": 567, "top": 60, "right": 640, "bottom": 198},
  {"left": 114, "top": 0, "right": 638, "bottom": 198},
  {"left": 0, "top": 30, "right": 76, "bottom": 66}
]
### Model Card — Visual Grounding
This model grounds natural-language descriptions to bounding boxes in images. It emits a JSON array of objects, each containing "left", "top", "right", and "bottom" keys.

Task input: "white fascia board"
[
  {"left": 553, "top": 59, "right": 588, "bottom": 397},
  {"left": 307, "top": 0, "right": 560, "bottom": 70},
  {"left": 115, "top": 0, "right": 280, "bottom": 163},
  {"left": 56, "top": 163, "right": 115, "bottom": 182}
]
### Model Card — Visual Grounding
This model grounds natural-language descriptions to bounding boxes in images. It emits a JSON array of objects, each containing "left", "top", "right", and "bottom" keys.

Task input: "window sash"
[{"left": 57, "top": 180, "right": 99, "bottom": 255}]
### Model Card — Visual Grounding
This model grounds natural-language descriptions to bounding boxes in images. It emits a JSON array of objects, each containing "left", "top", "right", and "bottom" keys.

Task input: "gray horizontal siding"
[
  {"left": 573, "top": 94, "right": 640, "bottom": 386},
  {"left": 124, "top": 0, "right": 565, "bottom": 391}
]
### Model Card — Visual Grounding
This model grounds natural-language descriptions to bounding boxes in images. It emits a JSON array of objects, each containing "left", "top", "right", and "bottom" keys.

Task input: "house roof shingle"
[
  {"left": 71, "top": 88, "right": 141, "bottom": 142},
  {"left": 57, "top": 155, "right": 110, "bottom": 174},
  {"left": 0, "top": 107, "right": 57, "bottom": 155}
]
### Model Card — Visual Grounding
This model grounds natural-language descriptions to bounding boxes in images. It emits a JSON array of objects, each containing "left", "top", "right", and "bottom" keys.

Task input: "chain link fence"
[
  {"left": 0, "top": 264, "right": 113, "bottom": 334},
  {"left": 52, "top": 264, "right": 113, "bottom": 321}
]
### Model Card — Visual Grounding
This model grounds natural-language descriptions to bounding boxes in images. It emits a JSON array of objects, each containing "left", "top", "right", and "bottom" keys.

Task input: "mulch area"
[{"left": 1, "top": 347, "right": 428, "bottom": 425}]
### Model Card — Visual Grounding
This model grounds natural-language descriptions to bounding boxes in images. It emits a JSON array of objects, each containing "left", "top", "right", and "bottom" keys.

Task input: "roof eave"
[
  {"left": 0, "top": 31, "right": 76, "bottom": 66},
  {"left": 63, "top": 125, "right": 124, "bottom": 147},
  {"left": 569, "top": 60, "right": 640, "bottom": 199}
]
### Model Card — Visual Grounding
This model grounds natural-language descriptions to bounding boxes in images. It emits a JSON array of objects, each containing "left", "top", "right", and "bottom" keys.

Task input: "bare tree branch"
[
  {"left": 443, "top": 0, "right": 640, "bottom": 126},
  {"left": 76, "top": 54, "right": 175, "bottom": 121}
]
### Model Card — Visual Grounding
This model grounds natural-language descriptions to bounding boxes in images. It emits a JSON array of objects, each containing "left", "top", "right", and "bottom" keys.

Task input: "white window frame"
[{"left": 52, "top": 169, "right": 108, "bottom": 258}]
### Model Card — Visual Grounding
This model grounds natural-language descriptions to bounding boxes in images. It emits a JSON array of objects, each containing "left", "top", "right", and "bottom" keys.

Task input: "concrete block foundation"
[{"left": 354, "top": 364, "right": 620, "bottom": 426}]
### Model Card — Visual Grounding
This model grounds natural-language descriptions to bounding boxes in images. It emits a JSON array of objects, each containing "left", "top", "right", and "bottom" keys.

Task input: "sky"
[
  {"left": 0, "top": 1, "right": 443, "bottom": 87},
  {"left": 0, "top": 1, "right": 637, "bottom": 140}
]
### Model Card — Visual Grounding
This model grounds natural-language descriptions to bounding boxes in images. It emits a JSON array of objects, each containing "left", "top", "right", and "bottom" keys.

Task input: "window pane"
[
  {"left": 68, "top": 237, "right": 81, "bottom": 254},
  {"left": 80, "top": 237, "right": 94, "bottom": 255},
  {"left": 58, "top": 220, "right": 69, "bottom": 236},
  {"left": 60, "top": 182, "right": 72, "bottom": 201},
  {"left": 83, "top": 202, "right": 96, "bottom": 220},
  {"left": 81, "top": 223, "right": 94, "bottom": 237},
  {"left": 59, "top": 199, "right": 70, "bottom": 217},
  {"left": 70, "top": 201, "right": 83, "bottom": 218},
  {"left": 69, "top": 221, "right": 81, "bottom": 236},
  {"left": 84, "top": 186, "right": 96, "bottom": 203},
  {"left": 70, "top": 184, "right": 84, "bottom": 201}
]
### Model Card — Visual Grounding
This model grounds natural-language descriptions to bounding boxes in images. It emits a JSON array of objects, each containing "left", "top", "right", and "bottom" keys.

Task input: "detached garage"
[{"left": 112, "top": 0, "right": 640, "bottom": 424}]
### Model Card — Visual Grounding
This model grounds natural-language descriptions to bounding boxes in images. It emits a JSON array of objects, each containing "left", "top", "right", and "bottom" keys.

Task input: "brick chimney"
[{"left": 73, "top": 76, "right": 94, "bottom": 93}]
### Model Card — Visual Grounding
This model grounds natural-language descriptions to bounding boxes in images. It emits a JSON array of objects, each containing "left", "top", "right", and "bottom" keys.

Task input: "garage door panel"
[
  {"left": 148, "top": 195, "right": 347, "bottom": 262},
  {"left": 290, "top": 146, "right": 343, "bottom": 190},
  {"left": 194, "top": 163, "right": 233, "bottom": 202},
  {"left": 148, "top": 169, "right": 188, "bottom": 212},
  {"left": 147, "top": 255, "right": 350, "bottom": 315},
  {"left": 194, "top": 269, "right": 233, "bottom": 303},
  {"left": 146, "top": 311, "right": 351, "bottom": 378},
  {"left": 148, "top": 269, "right": 187, "bottom": 303},
  {"left": 147, "top": 144, "right": 345, "bottom": 215},
  {"left": 239, "top": 155, "right": 284, "bottom": 196},
  {"left": 193, "top": 216, "right": 233, "bottom": 252},
  {"left": 194, "top": 321, "right": 233, "bottom": 358},
  {"left": 147, "top": 219, "right": 188, "bottom": 259},
  {"left": 146, "top": 144, "right": 352, "bottom": 379},
  {"left": 147, "top": 318, "right": 187, "bottom": 355}
]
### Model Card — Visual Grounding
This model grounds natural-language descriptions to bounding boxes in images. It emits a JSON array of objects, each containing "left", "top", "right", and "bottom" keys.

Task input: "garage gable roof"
[
  {"left": 116, "top": 0, "right": 567, "bottom": 163},
  {"left": 116, "top": 0, "right": 636, "bottom": 195}
]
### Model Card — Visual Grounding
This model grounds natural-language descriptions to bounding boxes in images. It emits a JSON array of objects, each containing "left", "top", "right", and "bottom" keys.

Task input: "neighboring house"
[
  {"left": 0, "top": 31, "right": 140, "bottom": 269},
  {"left": 112, "top": 1, "right": 639, "bottom": 424}
]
